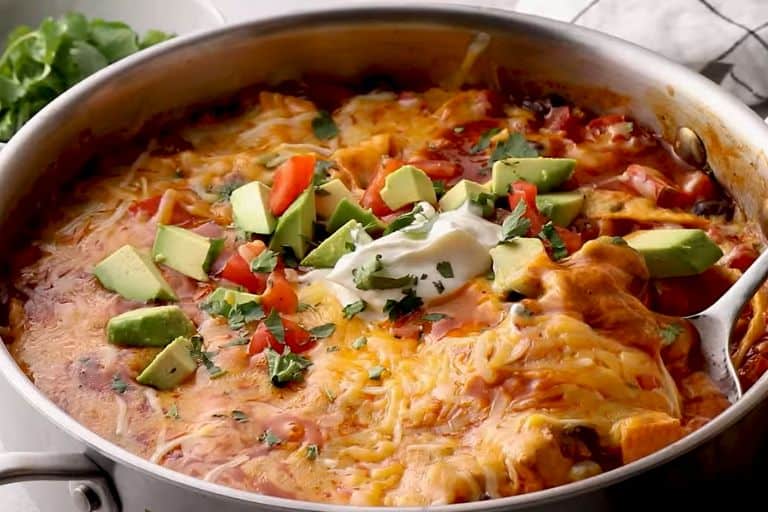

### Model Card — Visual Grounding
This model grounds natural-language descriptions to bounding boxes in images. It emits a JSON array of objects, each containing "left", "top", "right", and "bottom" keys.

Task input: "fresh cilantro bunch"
[{"left": 0, "top": 12, "right": 173, "bottom": 141}]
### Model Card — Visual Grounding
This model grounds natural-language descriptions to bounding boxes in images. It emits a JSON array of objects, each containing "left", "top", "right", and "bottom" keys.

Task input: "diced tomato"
[
  {"left": 261, "top": 271, "right": 298, "bottom": 314},
  {"left": 129, "top": 195, "right": 196, "bottom": 225},
  {"left": 508, "top": 182, "right": 545, "bottom": 234},
  {"left": 680, "top": 171, "right": 717, "bottom": 204},
  {"left": 621, "top": 164, "right": 687, "bottom": 208},
  {"left": 219, "top": 242, "right": 268, "bottom": 294},
  {"left": 407, "top": 159, "right": 460, "bottom": 179},
  {"left": 361, "top": 158, "right": 403, "bottom": 217},
  {"left": 248, "top": 318, "right": 314, "bottom": 355},
  {"left": 555, "top": 226, "right": 583, "bottom": 253},
  {"left": 269, "top": 154, "right": 316, "bottom": 216},
  {"left": 544, "top": 106, "right": 578, "bottom": 134},
  {"left": 723, "top": 243, "right": 758, "bottom": 273}
]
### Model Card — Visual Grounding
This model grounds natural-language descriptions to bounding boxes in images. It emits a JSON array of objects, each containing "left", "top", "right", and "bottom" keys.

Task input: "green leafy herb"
[
  {"left": 489, "top": 132, "right": 539, "bottom": 166},
  {"left": 215, "top": 180, "right": 244, "bottom": 201},
  {"left": 383, "top": 204, "right": 424, "bottom": 235},
  {"left": 222, "top": 336, "right": 249, "bottom": 348},
  {"left": 226, "top": 301, "right": 265, "bottom": 330},
  {"left": 313, "top": 159, "right": 335, "bottom": 186},
  {"left": 368, "top": 365, "right": 386, "bottom": 380},
  {"left": 469, "top": 127, "right": 501, "bottom": 154},
  {"left": 309, "top": 323, "right": 336, "bottom": 339},
  {"left": 264, "top": 309, "right": 285, "bottom": 344},
  {"left": 422, "top": 313, "right": 449, "bottom": 322},
  {"left": 342, "top": 300, "right": 367, "bottom": 319},
  {"left": 311, "top": 110, "right": 339, "bottom": 140},
  {"left": 538, "top": 222, "right": 569, "bottom": 261},
  {"left": 297, "top": 302, "right": 316, "bottom": 313},
  {"left": 610, "top": 236, "right": 628, "bottom": 246},
  {"left": 326, "top": 345, "right": 340, "bottom": 353},
  {"left": 502, "top": 201, "right": 531, "bottom": 240},
  {"left": 190, "top": 335, "right": 227, "bottom": 379},
  {"left": 259, "top": 429, "right": 282, "bottom": 448},
  {"left": 0, "top": 13, "right": 172, "bottom": 142},
  {"left": 432, "top": 180, "right": 446, "bottom": 197},
  {"left": 352, "top": 254, "right": 415, "bottom": 290},
  {"left": 306, "top": 444, "right": 319, "bottom": 460},
  {"left": 231, "top": 410, "right": 249, "bottom": 423},
  {"left": 436, "top": 261, "right": 454, "bottom": 278},
  {"left": 323, "top": 387, "right": 336, "bottom": 402},
  {"left": 166, "top": 403, "right": 179, "bottom": 420},
  {"left": 383, "top": 289, "right": 423, "bottom": 320},
  {"left": 352, "top": 336, "right": 368, "bottom": 350},
  {"left": 111, "top": 374, "right": 128, "bottom": 394},
  {"left": 250, "top": 249, "right": 278, "bottom": 273},
  {"left": 265, "top": 348, "right": 312, "bottom": 386},
  {"left": 433, "top": 280, "right": 445, "bottom": 294},
  {"left": 659, "top": 323, "right": 684, "bottom": 346},
  {"left": 469, "top": 191, "right": 497, "bottom": 218}
]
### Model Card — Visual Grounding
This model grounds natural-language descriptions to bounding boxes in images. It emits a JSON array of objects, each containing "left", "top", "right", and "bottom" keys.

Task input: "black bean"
[{"left": 692, "top": 199, "right": 734, "bottom": 219}]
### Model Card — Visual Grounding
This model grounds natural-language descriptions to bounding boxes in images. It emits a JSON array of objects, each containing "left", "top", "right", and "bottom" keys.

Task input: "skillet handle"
[{"left": 0, "top": 452, "right": 119, "bottom": 512}]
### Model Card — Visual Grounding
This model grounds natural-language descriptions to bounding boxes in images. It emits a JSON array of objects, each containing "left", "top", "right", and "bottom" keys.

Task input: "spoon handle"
[{"left": 701, "top": 247, "right": 768, "bottom": 327}]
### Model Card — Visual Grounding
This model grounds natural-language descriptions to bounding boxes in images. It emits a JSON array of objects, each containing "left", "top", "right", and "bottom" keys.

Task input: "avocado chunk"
[
  {"left": 301, "top": 220, "right": 372, "bottom": 268},
  {"left": 93, "top": 245, "right": 176, "bottom": 302},
  {"left": 439, "top": 179, "right": 490, "bottom": 211},
  {"left": 625, "top": 228, "right": 723, "bottom": 278},
  {"left": 136, "top": 336, "right": 197, "bottom": 390},
  {"left": 230, "top": 181, "right": 276, "bottom": 234},
  {"left": 269, "top": 187, "right": 315, "bottom": 259},
  {"left": 380, "top": 165, "right": 437, "bottom": 210},
  {"left": 327, "top": 198, "right": 384, "bottom": 234},
  {"left": 107, "top": 305, "right": 196, "bottom": 347},
  {"left": 205, "top": 287, "right": 261, "bottom": 306},
  {"left": 490, "top": 238, "right": 548, "bottom": 297},
  {"left": 536, "top": 191, "right": 585, "bottom": 227},
  {"left": 491, "top": 157, "right": 576, "bottom": 194},
  {"left": 316, "top": 179, "right": 355, "bottom": 219},
  {"left": 152, "top": 225, "right": 223, "bottom": 281}
]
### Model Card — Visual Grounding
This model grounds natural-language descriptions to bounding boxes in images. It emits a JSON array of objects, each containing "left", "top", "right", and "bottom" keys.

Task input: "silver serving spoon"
[{"left": 685, "top": 248, "right": 768, "bottom": 403}]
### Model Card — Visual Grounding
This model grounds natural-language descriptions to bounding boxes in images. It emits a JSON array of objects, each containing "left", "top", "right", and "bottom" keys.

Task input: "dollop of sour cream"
[{"left": 303, "top": 202, "right": 501, "bottom": 318}]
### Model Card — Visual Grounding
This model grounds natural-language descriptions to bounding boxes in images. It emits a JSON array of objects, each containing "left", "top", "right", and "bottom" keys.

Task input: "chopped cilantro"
[
  {"left": 231, "top": 410, "right": 249, "bottom": 423},
  {"left": 352, "top": 336, "right": 368, "bottom": 350},
  {"left": 306, "top": 444, "right": 319, "bottom": 460},
  {"left": 264, "top": 309, "right": 285, "bottom": 344},
  {"left": 436, "top": 261, "right": 454, "bottom": 278},
  {"left": 222, "top": 336, "right": 249, "bottom": 348},
  {"left": 111, "top": 374, "right": 128, "bottom": 394},
  {"left": 342, "top": 300, "right": 367, "bottom": 319},
  {"left": 368, "top": 365, "right": 386, "bottom": 380},
  {"left": 352, "top": 254, "right": 415, "bottom": 290},
  {"left": 313, "top": 159, "right": 335, "bottom": 186},
  {"left": 383, "top": 289, "right": 423, "bottom": 320},
  {"left": 470, "top": 127, "right": 501, "bottom": 154},
  {"left": 538, "top": 222, "right": 569, "bottom": 261},
  {"left": 250, "top": 249, "right": 278, "bottom": 273},
  {"left": 311, "top": 111, "right": 339, "bottom": 140},
  {"left": 433, "top": 180, "right": 446, "bottom": 197},
  {"left": 326, "top": 345, "right": 340, "bottom": 352},
  {"left": 383, "top": 204, "right": 424, "bottom": 235},
  {"left": 165, "top": 403, "right": 179, "bottom": 420},
  {"left": 309, "top": 323, "right": 336, "bottom": 339},
  {"left": 259, "top": 429, "right": 282, "bottom": 447},
  {"left": 216, "top": 180, "right": 244, "bottom": 201},
  {"left": 226, "top": 301, "right": 265, "bottom": 330},
  {"left": 422, "top": 313, "right": 449, "bottom": 322},
  {"left": 660, "top": 323, "right": 684, "bottom": 346},
  {"left": 297, "top": 302, "right": 317, "bottom": 313},
  {"left": 469, "top": 191, "right": 497, "bottom": 218},
  {"left": 433, "top": 280, "right": 445, "bottom": 294},
  {"left": 190, "top": 334, "right": 227, "bottom": 378},
  {"left": 323, "top": 387, "right": 336, "bottom": 402},
  {"left": 489, "top": 132, "right": 539, "bottom": 165},
  {"left": 265, "top": 348, "right": 312, "bottom": 386},
  {"left": 501, "top": 201, "right": 532, "bottom": 240}
]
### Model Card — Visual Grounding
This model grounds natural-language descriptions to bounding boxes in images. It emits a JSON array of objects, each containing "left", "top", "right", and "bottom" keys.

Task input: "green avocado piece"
[
  {"left": 205, "top": 287, "right": 261, "bottom": 306},
  {"left": 93, "top": 245, "right": 177, "bottom": 302},
  {"left": 136, "top": 336, "right": 197, "bottom": 390},
  {"left": 301, "top": 220, "right": 372, "bottom": 268},
  {"left": 230, "top": 181, "right": 276, "bottom": 234},
  {"left": 438, "top": 179, "right": 491, "bottom": 211},
  {"left": 625, "top": 228, "right": 723, "bottom": 278},
  {"left": 107, "top": 305, "right": 196, "bottom": 347},
  {"left": 536, "top": 191, "right": 585, "bottom": 227},
  {"left": 491, "top": 157, "right": 576, "bottom": 194},
  {"left": 269, "top": 187, "right": 315, "bottom": 259},
  {"left": 316, "top": 179, "right": 355, "bottom": 219},
  {"left": 380, "top": 165, "right": 437, "bottom": 210},
  {"left": 490, "top": 238, "right": 548, "bottom": 297},
  {"left": 152, "top": 225, "right": 223, "bottom": 281},
  {"left": 327, "top": 198, "right": 384, "bottom": 234}
]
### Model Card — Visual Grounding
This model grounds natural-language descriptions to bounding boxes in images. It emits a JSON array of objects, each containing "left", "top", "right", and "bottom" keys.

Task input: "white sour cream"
[{"left": 303, "top": 202, "right": 501, "bottom": 317}]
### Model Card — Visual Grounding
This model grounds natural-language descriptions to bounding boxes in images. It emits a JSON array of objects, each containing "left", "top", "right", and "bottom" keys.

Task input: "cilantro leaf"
[
  {"left": 383, "top": 289, "right": 423, "bottom": 320},
  {"left": 265, "top": 348, "right": 312, "bottom": 386},
  {"left": 231, "top": 410, "right": 249, "bottom": 423},
  {"left": 352, "top": 336, "right": 368, "bottom": 349},
  {"left": 165, "top": 403, "right": 179, "bottom": 419},
  {"left": 222, "top": 336, "right": 249, "bottom": 348},
  {"left": 433, "top": 180, "right": 446, "bottom": 197},
  {"left": 190, "top": 335, "right": 227, "bottom": 378},
  {"left": 259, "top": 429, "right": 282, "bottom": 447},
  {"left": 111, "top": 374, "right": 128, "bottom": 394},
  {"left": 469, "top": 191, "right": 497, "bottom": 218},
  {"left": 436, "top": 261, "right": 454, "bottom": 278},
  {"left": 383, "top": 204, "right": 424, "bottom": 235},
  {"left": 489, "top": 132, "right": 539, "bottom": 165},
  {"left": 469, "top": 127, "right": 501, "bottom": 154},
  {"left": 311, "top": 110, "right": 339, "bottom": 140},
  {"left": 263, "top": 309, "right": 286, "bottom": 345},
  {"left": 313, "top": 159, "right": 335, "bottom": 186},
  {"left": 306, "top": 444, "right": 319, "bottom": 460},
  {"left": 250, "top": 249, "right": 278, "bottom": 273},
  {"left": 433, "top": 280, "right": 445, "bottom": 294},
  {"left": 309, "top": 323, "right": 336, "bottom": 339},
  {"left": 501, "top": 201, "right": 532, "bottom": 240},
  {"left": 660, "top": 323, "right": 684, "bottom": 346},
  {"left": 323, "top": 387, "right": 336, "bottom": 402},
  {"left": 538, "top": 222, "right": 569, "bottom": 260},
  {"left": 352, "top": 254, "right": 415, "bottom": 290},
  {"left": 226, "top": 301, "right": 265, "bottom": 330},
  {"left": 368, "top": 365, "right": 386, "bottom": 380},
  {"left": 342, "top": 300, "right": 367, "bottom": 319},
  {"left": 422, "top": 313, "right": 449, "bottom": 322}
]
